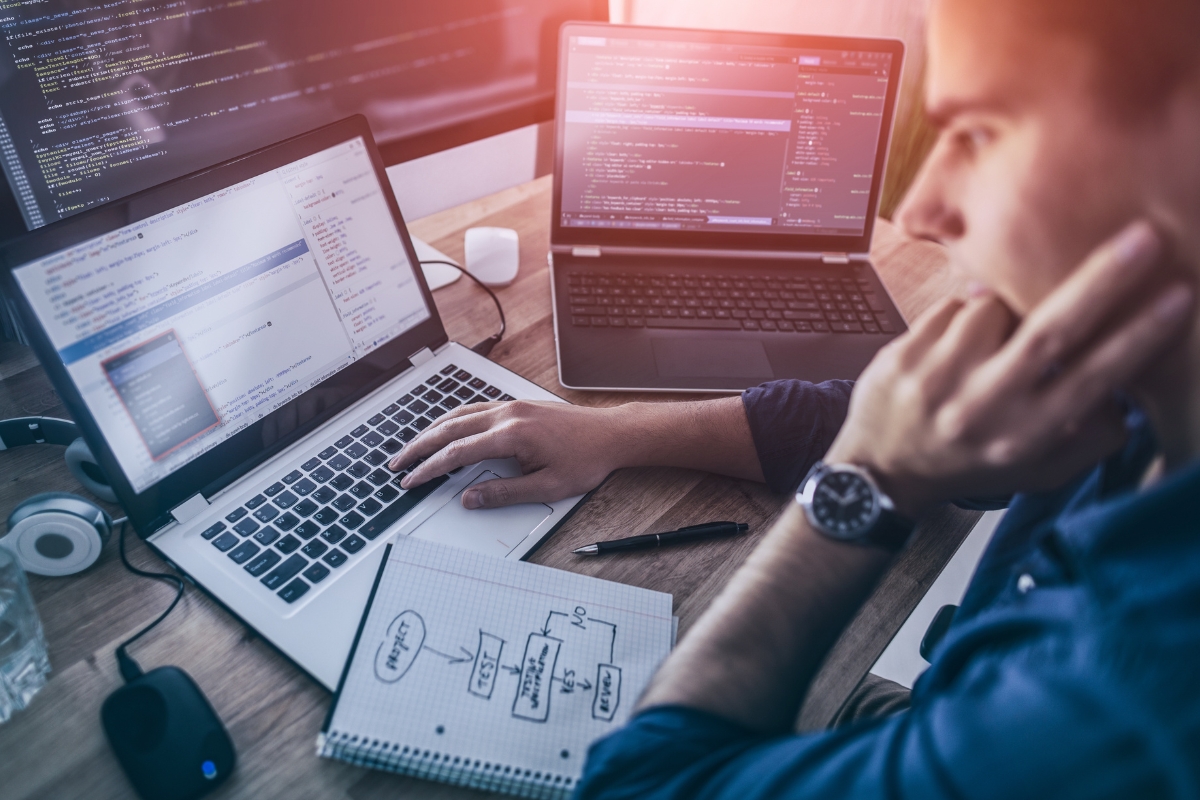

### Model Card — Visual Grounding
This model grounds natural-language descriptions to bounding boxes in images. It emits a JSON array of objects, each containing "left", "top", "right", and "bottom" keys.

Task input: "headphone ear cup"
[
  {"left": 2, "top": 492, "right": 112, "bottom": 577},
  {"left": 64, "top": 437, "right": 117, "bottom": 504}
]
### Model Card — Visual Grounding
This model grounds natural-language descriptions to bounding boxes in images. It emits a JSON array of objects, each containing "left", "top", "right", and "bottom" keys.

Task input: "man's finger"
[
  {"left": 388, "top": 405, "right": 500, "bottom": 471},
  {"left": 995, "top": 220, "right": 1164, "bottom": 388},
  {"left": 919, "top": 293, "right": 1015, "bottom": 403},
  {"left": 400, "top": 429, "right": 519, "bottom": 489},
  {"left": 462, "top": 472, "right": 561, "bottom": 509},
  {"left": 1038, "top": 282, "right": 1192, "bottom": 433},
  {"left": 903, "top": 297, "right": 966, "bottom": 353}
]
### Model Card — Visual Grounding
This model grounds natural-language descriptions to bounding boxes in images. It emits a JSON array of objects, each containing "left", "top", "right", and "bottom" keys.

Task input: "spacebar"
[
  {"left": 358, "top": 474, "right": 450, "bottom": 540},
  {"left": 646, "top": 318, "right": 742, "bottom": 330}
]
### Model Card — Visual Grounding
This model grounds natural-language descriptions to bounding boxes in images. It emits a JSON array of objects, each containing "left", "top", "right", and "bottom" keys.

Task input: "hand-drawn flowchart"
[{"left": 374, "top": 605, "right": 624, "bottom": 724}]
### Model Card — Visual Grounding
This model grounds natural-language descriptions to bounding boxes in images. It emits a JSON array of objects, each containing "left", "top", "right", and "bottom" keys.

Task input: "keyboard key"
[
  {"left": 345, "top": 442, "right": 368, "bottom": 459},
  {"left": 332, "top": 494, "right": 357, "bottom": 511},
  {"left": 277, "top": 578, "right": 310, "bottom": 604},
  {"left": 303, "top": 562, "right": 330, "bottom": 584},
  {"left": 453, "top": 369, "right": 472, "bottom": 381},
  {"left": 365, "top": 469, "right": 389, "bottom": 487},
  {"left": 382, "top": 404, "right": 400, "bottom": 416},
  {"left": 483, "top": 386, "right": 501, "bottom": 398},
  {"left": 412, "top": 416, "right": 432, "bottom": 431},
  {"left": 440, "top": 364, "right": 457, "bottom": 376},
  {"left": 397, "top": 427, "right": 418, "bottom": 442},
  {"left": 647, "top": 317, "right": 741, "bottom": 330},
  {"left": 437, "top": 378, "right": 459, "bottom": 393},
  {"left": 245, "top": 494, "right": 267, "bottom": 510},
  {"left": 350, "top": 425, "right": 370, "bottom": 438},
  {"left": 377, "top": 420, "right": 399, "bottom": 436},
  {"left": 500, "top": 394, "right": 516, "bottom": 402},
  {"left": 364, "top": 449, "right": 387, "bottom": 466},
  {"left": 321, "top": 524, "right": 348, "bottom": 545},
  {"left": 301, "top": 458, "right": 321, "bottom": 472},
  {"left": 339, "top": 511, "right": 365, "bottom": 529},
  {"left": 274, "top": 512, "right": 299, "bottom": 531},
  {"left": 330, "top": 473, "right": 354, "bottom": 491},
  {"left": 454, "top": 386, "right": 473, "bottom": 400},
  {"left": 273, "top": 491, "right": 298, "bottom": 509},
  {"left": 263, "top": 482, "right": 285, "bottom": 497},
  {"left": 253, "top": 505, "right": 280, "bottom": 523},
  {"left": 201, "top": 521, "right": 226, "bottom": 539},
  {"left": 349, "top": 481, "right": 374, "bottom": 499},
  {"left": 275, "top": 534, "right": 301, "bottom": 554},
  {"left": 301, "top": 540, "right": 328, "bottom": 559},
  {"left": 374, "top": 485, "right": 400, "bottom": 503},
  {"left": 356, "top": 498, "right": 383, "bottom": 516},
  {"left": 318, "top": 446, "right": 338, "bottom": 460},
  {"left": 294, "top": 520, "right": 320, "bottom": 540},
  {"left": 312, "top": 485, "right": 336, "bottom": 504},
  {"left": 393, "top": 410, "right": 415, "bottom": 425},
  {"left": 425, "top": 389, "right": 445, "bottom": 404},
  {"left": 323, "top": 549, "right": 349, "bottom": 568},
  {"left": 397, "top": 393, "right": 414, "bottom": 406},
  {"left": 292, "top": 477, "right": 316, "bottom": 496},
  {"left": 380, "top": 438, "right": 402, "bottom": 454},
  {"left": 233, "top": 517, "right": 260, "bottom": 536},
  {"left": 327, "top": 454, "right": 352, "bottom": 471},
  {"left": 228, "top": 540, "right": 260, "bottom": 565},
  {"left": 468, "top": 377, "right": 487, "bottom": 389},
  {"left": 212, "top": 532, "right": 239, "bottom": 551},
  {"left": 409, "top": 399, "right": 430, "bottom": 414},
  {"left": 292, "top": 498, "right": 317, "bottom": 517},
  {"left": 253, "top": 526, "right": 281, "bottom": 546},
  {"left": 341, "top": 535, "right": 366, "bottom": 554},
  {"left": 441, "top": 397, "right": 461, "bottom": 410},
  {"left": 348, "top": 461, "right": 371, "bottom": 478},
  {"left": 313, "top": 506, "right": 340, "bottom": 525},
  {"left": 224, "top": 508, "right": 247, "bottom": 523},
  {"left": 367, "top": 414, "right": 386, "bottom": 426},
  {"left": 334, "top": 435, "right": 354, "bottom": 449},
  {"left": 426, "top": 374, "right": 442, "bottom": 385},
  {"left": 244, "top": 549, "right": 282, "bottom": 577},
  {"left": 310, "top": 465, "right": 335, "bottom": 484},
  {"left": 362, "top": 431, "right": 384, "bottom": 448},
  {"left": 427, "top": 406, "right": 447, "bottom": 420}
]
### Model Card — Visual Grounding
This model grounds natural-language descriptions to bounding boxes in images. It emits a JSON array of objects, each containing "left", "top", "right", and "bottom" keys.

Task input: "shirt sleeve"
[
  {"left": 574, "top": 630, "right": 1181, "bottom": 800},
  {"left": 741, "top": 379, "right": 854, "bottom": 493}
]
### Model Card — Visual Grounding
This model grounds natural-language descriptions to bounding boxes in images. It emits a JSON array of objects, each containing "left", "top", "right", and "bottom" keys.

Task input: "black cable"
[
  {"left": 114, "top": 521, "right": 186, "bottom": 683},
  {"left": 420, "top": 259, "right": 506, "bottom": 357}
]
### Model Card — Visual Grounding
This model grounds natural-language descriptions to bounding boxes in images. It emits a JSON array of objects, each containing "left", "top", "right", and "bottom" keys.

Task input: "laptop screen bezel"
[
  {"left": 0, "top": 115, "right": 449, "bottom": 536},
  {"left": 551, "top": 23, "right": 905, "bottom": 254}
]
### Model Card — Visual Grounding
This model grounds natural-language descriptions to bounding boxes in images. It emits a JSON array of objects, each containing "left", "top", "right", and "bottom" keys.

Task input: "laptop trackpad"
[
  {"left": 651, "top": 337, "right": 774, "bottom": 379},
  {"left": 407, "top": 470, "right": 552, "bottom": 557}
]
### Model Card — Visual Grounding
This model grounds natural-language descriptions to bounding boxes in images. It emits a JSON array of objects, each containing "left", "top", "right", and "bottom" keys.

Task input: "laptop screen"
[
  {"left": 10, "top": 136, "right": 430, "bottom": 495},
  {"left": 555, "top": 26, "right": 901, "bottom": 248}
]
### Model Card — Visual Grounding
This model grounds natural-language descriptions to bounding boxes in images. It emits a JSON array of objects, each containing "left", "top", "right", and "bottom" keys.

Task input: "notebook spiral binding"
[{"left": 318, "top": 730, "right": 576, "bottom": 799}]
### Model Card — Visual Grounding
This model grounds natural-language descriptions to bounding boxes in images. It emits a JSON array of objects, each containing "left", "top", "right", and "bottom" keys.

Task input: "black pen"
[{"left": 572, "top": 521, "right": 750, "bottom": 555}]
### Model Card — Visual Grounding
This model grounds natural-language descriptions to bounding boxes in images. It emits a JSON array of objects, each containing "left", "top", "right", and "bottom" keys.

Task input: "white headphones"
[{"left": 0, "top": 417, "right": 118, "bottom": 576}]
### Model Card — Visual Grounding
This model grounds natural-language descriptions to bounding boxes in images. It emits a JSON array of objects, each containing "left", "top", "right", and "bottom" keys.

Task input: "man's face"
[{"left": 897, "top": 0, "right": 1152, "bottom": 314}]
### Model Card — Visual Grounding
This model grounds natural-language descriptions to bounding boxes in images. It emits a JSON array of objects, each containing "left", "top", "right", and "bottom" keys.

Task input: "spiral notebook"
[{"left": 317, "top": 535, "right": 675, "bottom": 798}]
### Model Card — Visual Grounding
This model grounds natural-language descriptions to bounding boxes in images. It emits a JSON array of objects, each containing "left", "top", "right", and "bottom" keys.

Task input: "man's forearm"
[
  {"left": 638, "top": 503, "right": 892, "bottom": 731},
  {"left": 610, "top": 396, "right": 766, "bottom": 483}
]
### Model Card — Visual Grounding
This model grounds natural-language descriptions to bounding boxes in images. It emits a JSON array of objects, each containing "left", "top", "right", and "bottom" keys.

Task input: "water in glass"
[{"left": 0, "top": 547, "right": 50, "bottom": 723}]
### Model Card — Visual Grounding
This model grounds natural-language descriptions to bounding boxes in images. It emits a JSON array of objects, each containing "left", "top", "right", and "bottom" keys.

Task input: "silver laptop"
[
  {"left": 550, "top": 24, "right": 908, "bottom": 392},
  {"left": 1, "top": 117, "right": 583, "bottom": 689}
]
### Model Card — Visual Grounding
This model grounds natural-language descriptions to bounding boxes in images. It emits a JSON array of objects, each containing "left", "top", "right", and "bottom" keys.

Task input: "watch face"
[{"left": 811, "top": 470, "right": 877, "bottom": 537}]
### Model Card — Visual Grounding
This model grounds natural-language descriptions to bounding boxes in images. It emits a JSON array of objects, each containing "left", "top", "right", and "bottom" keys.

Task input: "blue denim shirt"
[{"left": 576, "top": 381, "right": 1199, "bottom": 799}]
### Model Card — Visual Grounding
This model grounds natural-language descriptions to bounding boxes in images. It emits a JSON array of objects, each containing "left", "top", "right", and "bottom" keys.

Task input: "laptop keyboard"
[
  {"left": 564, "top": 271, "right": 897, "bottom": 334},
  {"left": 197, "top": 363, "right": 517, "bottom": 605}
]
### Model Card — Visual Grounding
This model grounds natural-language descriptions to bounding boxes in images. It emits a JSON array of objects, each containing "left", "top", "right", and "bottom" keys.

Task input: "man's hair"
[{"left": 1011, "top": 0, "right": 1200, "bottom": 115}]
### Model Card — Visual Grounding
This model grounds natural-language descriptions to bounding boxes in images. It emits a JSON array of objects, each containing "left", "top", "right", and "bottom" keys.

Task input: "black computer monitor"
[{"left": 0, "top": 0, "right": 607, "bottom": 242}]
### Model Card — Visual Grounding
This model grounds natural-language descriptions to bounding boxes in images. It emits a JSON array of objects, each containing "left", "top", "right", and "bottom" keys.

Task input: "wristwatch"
[{"left": 796, "top": 462, "right": 915, "bottom": 552}]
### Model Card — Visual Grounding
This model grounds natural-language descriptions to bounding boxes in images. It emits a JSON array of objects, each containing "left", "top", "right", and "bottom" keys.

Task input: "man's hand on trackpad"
[{"left": 826, "top": 220, "right": 1194, "bottom": 519}]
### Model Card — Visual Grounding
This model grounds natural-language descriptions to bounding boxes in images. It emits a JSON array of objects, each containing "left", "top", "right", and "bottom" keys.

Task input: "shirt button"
[{"left": 1017, "top": 573, "right": 1037, "bottom": 594}]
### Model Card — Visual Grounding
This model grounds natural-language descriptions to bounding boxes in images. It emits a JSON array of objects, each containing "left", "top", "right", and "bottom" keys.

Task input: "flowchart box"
[
  {"left": 469, "top": 632, "right": 505, "bottom": 699},
  {"left": 592, "top": 664, "right": 621, "bottom": 721},
  {"left": 512, "top": 633, "right": 561, "bottom": 722}
]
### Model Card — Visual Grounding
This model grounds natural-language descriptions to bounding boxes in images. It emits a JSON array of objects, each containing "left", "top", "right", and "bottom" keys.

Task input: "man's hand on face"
[
  {"left": 388, "top": 401, "right": 628, "bottom": 509},
  {"left": 826, "top": 221, "right": 1194, "bottom": 519}
]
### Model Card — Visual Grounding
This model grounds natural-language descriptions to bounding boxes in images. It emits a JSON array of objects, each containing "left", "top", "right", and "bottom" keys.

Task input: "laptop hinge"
[
  {"left": 571, "top": 246, "right": 601, "bottom": 257},
  {"left": 821, "top": 252, "right": 851, "bottom": 264},
  {"left": 170, "top": 493, "right": 210, "bottom": 525},
  {"left": 409, "top": 347, "right": 435, "bottom": 367}
]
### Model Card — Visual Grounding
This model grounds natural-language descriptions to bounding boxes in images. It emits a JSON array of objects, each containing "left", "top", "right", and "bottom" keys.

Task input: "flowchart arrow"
[
  {"left": 424, "top": 644, "right": 475, "bottom": 664},
  {"left": 541, "top": 611, "right": 569, "bottom": 636},
  {"left": 589, "top": 618, "right": 617, "bottom": 662},
  {"left": 502, "top": 663, "right": 522, "bottom": 675}
]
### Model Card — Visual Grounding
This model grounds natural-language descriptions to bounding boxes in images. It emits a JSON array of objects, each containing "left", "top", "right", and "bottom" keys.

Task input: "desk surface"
[{"left": 0, "top": 175, "right": 980, "bottom": 800}]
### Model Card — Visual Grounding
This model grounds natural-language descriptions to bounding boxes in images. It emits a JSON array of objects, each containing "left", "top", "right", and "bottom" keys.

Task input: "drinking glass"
[{"left": 0, "top": 546, "right": 50, "bottom": 723}]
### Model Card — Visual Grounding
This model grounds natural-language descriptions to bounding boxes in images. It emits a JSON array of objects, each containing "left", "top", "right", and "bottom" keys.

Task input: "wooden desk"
[{"left": 0, "top": 175, "right": 980, "bottom": 799}]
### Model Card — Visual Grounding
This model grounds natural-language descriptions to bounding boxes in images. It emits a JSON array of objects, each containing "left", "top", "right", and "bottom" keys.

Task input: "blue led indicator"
[{"left": 201, "top": 760, "right": 218, "bottom": 780}]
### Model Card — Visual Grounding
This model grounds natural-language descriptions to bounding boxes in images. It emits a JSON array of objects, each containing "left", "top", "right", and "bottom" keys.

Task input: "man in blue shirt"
[{"left": 393, "top": 0, "right": 1200, "bottom": 794}]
